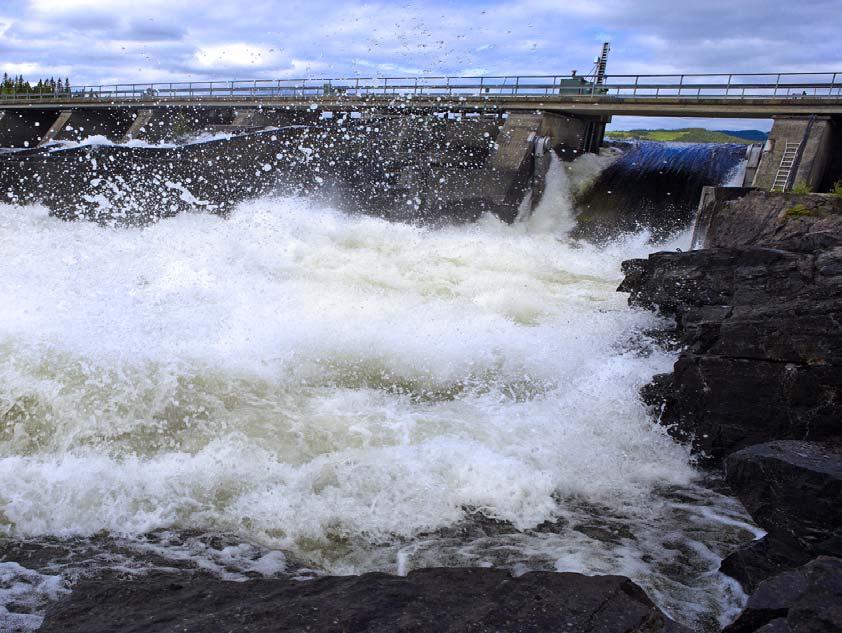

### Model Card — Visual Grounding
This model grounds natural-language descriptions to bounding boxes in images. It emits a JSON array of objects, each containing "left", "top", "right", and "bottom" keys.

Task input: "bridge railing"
[{"left": 0, "top": 72, "right": 840, "bottom": 103}]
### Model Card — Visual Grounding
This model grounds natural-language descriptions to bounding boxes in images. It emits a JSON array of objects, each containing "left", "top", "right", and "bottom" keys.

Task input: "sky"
[{"left": 1, "top": 0, "right": 841, "bottom": 130}]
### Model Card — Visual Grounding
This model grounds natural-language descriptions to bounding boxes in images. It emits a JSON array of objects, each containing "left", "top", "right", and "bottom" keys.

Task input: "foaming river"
[{"left": 0, "top": 155, "right": 757, "bottom": 632}]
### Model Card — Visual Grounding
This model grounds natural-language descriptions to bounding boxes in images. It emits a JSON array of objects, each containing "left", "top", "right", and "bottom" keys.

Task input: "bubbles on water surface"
[{"left": 0, "top": 153, "right": 757, "bottom": 631}]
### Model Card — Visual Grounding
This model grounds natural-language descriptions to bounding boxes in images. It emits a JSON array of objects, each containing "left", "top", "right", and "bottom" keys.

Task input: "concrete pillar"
[
  {"left": 37, "top": 110, "right": 73, "bottom": 146},
  {"left": 741, "top": 143, "right": 763, "bottom": 187},
  {"left": 122, "top": 109, "right": 154, "bottom": 142},
  {"left": 752, "top": 116, "right": 834, "bottom": 191},
  {"left": 793, "top": 117, "right": 833, "bottom": 189},
  {"left": 537, "top": 113, "right": 608, "bottom": 158},
  {"left": 485, "top": 113, "right": 544, "bottom": 219},
  {"left": 470, "top": 111, "right": 612, "bottom": 222},
  {"left": 691, "top": 186, "right": 754, "bottom": 249}
]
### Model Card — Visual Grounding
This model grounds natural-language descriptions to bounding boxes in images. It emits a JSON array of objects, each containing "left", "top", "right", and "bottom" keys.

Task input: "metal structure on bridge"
[{"left": 1, "top": 71, "right": 841, "bottom": 104}]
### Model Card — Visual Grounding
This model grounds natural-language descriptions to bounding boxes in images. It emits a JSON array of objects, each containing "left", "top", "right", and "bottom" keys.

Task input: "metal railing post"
[{"left": 14, "top": 71, "right": 842, "bottom": 106}]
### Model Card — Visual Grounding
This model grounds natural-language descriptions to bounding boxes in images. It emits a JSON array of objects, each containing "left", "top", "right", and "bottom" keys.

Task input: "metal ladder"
[{"left": 771, "top": 142, "right": 801, "bottom": 192}]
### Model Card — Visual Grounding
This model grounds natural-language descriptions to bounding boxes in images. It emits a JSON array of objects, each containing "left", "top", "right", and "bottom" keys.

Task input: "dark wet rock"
[
  {"left": 753, "top": 619, "right": 789, "bottom": 633},
  {"left": 720, "top": 535, "right": 814, "bottom": 594},
  {"left": 619, "top": 189, "right": 842, "bottom": 604},
  {"left": 618, "top": 190, "right": 842, "bottom": 461},
  {"left": 723, "top": 556, "right": 842, "bottom": 633},
  {"left": 619, "top": 245, "right": 842, "bottom": 460},
  {"left": 725, "top": 441, "right": 842, "bottom": 558},
  {"left": 696, "top": 190, "right": 842, "bottom": 252},
  {"left": 719, "top": 440, "right": 842, "bottom": 592},
  {"left": 39, "top": 567, "right": 691, "bottom": 633}
]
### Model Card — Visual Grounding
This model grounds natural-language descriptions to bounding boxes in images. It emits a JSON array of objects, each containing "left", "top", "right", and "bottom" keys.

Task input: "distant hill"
[
  {"left": 605, "top": 128, "right": 768, "bottom": 144},
  {"left": 720, "top": 130, "right": 769, "bottom": 142}
]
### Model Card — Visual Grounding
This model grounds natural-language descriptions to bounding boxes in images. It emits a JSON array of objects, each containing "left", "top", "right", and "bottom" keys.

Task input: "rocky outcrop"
[
  {"left": 721, "top": 441, "right": 842, "bottom": 591},
  {"left": 619, "top": 243, "right": 842, "bottom": 460},
  {"left": 38, "top": 567, "right": 690, "bottom": 633},
  {"left": 620, "top": 190, "right": 842, "bottom": 460},
  {"left": 722, "top": 556, "right": 842, "bottom": 633},
  {"left": 618, "top": 189, "right": 842, "bottom": 624},
  {"left": 719, "top": 535, "right": 814, "bottom": 595},
  {"left": 693, "top": 189, "right": 842, "bottom": 251},
  {"left": 725, "top": 442, "right": 842, "bottom": 559}
]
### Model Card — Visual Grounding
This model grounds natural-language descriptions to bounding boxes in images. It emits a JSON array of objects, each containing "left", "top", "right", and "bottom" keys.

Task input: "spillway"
[{"left": 0, "top": 148, "right": 757, "bottom": 632}]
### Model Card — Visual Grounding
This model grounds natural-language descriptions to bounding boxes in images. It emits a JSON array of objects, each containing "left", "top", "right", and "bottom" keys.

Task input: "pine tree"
[{"left": 0, "top": 73, "right": 73, "bottom": 96}]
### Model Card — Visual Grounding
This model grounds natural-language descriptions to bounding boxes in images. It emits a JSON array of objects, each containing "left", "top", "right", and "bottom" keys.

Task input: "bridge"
[
  {"left": 1, "top": 71, "right": 841, "bottom": 224},
  {"left": 2, "top": 72, "right": 842, "bottom": 118}
]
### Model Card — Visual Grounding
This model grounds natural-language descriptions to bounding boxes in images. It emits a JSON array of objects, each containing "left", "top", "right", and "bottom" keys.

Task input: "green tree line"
[{"left": 1, "top": 74, "right": 71, "bottom": 95}]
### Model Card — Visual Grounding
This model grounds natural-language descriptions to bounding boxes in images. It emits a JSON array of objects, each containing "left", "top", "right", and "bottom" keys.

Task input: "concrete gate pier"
[{"left": 749, "top": 115, "right": 840, "bottom": 191}]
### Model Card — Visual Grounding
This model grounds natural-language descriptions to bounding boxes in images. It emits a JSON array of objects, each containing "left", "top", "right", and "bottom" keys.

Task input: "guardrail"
[{"left": 1, "top": 72, "right": 841, "bottom": 103}]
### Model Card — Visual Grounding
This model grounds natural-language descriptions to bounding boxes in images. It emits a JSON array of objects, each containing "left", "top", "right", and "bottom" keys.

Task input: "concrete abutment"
[{"left": 751, "top": 115, "right": 840, "bottom": 191}]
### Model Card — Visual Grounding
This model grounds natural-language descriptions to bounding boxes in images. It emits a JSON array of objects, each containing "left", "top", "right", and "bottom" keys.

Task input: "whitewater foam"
[{"left": 0, "top": 154, "right": 754, "bottom": 630}]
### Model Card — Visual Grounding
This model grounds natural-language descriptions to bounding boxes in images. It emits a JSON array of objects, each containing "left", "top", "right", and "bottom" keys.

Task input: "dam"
[
  {"left": 1, "top": 70, "right": 841, "bottom": 224},
  {"left": 1, "top": 67, "right": 842, "bottom": 633}
]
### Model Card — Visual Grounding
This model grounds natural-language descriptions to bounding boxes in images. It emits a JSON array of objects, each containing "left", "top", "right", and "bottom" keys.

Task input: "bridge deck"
[
  {"left": 2, "top": 95, "right": 841, "bottom": 117},
  {"left": 1, "top": 72, "right": 841, "bottom": 117}
]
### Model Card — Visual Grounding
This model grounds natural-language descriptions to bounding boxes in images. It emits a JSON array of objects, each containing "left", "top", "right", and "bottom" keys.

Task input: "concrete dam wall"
[{"left": 0, "top": 105, "right": 608, "bottom": 224}]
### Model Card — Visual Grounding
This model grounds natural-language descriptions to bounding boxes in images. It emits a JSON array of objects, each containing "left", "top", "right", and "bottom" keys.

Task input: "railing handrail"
[{"left": 1, "top": 71, "right": 841, "bottom": 103}]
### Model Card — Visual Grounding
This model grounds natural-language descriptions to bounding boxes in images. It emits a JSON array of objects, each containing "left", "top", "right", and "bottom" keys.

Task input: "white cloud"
[
  {"left": 0, "top": 0, "right": 837, "bottom": 87},
  {"left": 192, "top": 44, "right": 284, "bottom": 71}
]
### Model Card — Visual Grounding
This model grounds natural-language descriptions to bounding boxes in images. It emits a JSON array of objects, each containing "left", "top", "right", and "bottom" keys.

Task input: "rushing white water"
[{"left": 0, "top": 156, "right": 755, "bottom": 631}]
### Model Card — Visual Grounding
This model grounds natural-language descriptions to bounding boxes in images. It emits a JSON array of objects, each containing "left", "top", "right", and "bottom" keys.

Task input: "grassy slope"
[{"left": 605, "top": 128, "right": 763, "bottom": 144}]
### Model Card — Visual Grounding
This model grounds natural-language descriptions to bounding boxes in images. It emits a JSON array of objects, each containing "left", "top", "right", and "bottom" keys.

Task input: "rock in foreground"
[
  {"left": 723, "top": 556, "right": 842, "bottom": 633},
  {"left": 722, "top": 440, "right": 842, "bottom": 590},
  {"left": 619, "top": 245, "right": 842, "bottom": 461},
  {"left": 725, "top": 441, "right": 842, "bottom": 559},
  {"left": 39, "top": 567, "right": 690, "bottom": 633},
  {"left": 618, "top": 189, "right": 842, "bottom": 597}
]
